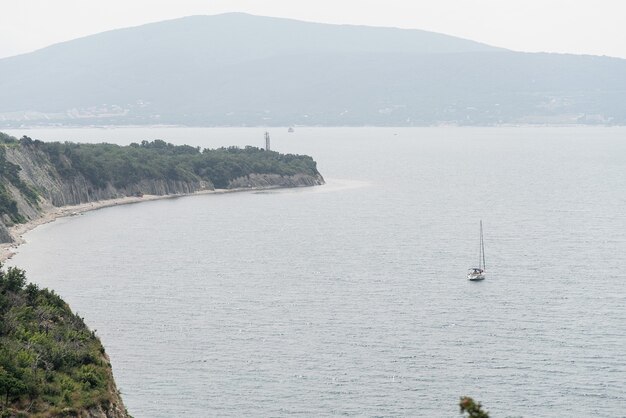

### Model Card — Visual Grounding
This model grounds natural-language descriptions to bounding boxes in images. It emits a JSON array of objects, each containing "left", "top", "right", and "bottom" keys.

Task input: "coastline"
[{"left": 0, "top": 185, "right": 297, "bottom": 263}]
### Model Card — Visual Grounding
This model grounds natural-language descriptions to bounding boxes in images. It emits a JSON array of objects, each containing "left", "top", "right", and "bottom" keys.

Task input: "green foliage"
[
  {"left": 0, "top": 265, "right": 116, "bottom": 415},
  {"left": 35, "top": 140, "right": 319, "bottom": 190},
  {"left": 460, "top": 396, "right": 489, "bottom": 418},
  {"left": 0, "top": 133, "right": 17, "bottom": 145},
  {"left": 1, "top": 267, "right": 26, "bottom": 292}
]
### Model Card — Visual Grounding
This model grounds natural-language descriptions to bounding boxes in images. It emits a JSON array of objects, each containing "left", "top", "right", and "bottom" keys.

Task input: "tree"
[
  {"left": 0, "top": 369, "right": 26, "bottom": 408},
  {"left": 1, "top": 267, "right": 26, "bottom": 292},
  {"left": 460, "top": 397, "right": 489, "bottom": 418}
]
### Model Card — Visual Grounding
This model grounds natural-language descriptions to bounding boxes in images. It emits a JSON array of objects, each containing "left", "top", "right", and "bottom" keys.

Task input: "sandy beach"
[{"left": 0, "top": 188, "right": 252, "bottom": 263}]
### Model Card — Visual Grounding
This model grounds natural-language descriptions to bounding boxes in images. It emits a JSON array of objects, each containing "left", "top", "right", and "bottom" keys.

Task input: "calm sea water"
[{"left": 7, "top": 127, "right": 626, "bottom": 417}]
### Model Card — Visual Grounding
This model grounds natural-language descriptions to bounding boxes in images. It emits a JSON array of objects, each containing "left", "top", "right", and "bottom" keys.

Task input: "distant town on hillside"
[{"left": 1, "top": 13, "right": 625, "bottom": 127}]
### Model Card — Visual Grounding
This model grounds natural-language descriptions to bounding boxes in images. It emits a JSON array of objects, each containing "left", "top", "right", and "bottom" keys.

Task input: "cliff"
[
  {"left": 6, "top": 144, "right": 213, "bottom": 207},
  {"left": 0, "top": 267, "right": 131, "bottom": 417},
  {"left": 0, "top": 134, "right": 324, "bottom": 243},
  {"left": 227, "top": 172, "right": 326, "bottom": 188}
]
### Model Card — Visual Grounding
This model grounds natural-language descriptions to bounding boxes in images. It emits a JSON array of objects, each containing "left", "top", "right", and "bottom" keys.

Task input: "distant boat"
[
  {"left": 467, "top": 220, "right": 486, "bottom": 281},
  {"left": 287, "top": 127, "right": 295, "bottom": 133}
]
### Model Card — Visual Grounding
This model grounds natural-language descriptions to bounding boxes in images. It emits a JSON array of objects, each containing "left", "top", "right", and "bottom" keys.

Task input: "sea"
[{"left": 5, "top": 127, "right": 626, "bottom": 417}]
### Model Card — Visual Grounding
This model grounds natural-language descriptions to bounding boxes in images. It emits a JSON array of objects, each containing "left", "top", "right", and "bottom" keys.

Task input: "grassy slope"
[{"left": 0, "top": 266, "right": 125, "bottom": 417}]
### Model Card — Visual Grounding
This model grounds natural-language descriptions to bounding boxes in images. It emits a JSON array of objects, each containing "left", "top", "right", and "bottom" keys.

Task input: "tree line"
[{"left": 32, "top": 137, "right": 319, "bottom": 190}]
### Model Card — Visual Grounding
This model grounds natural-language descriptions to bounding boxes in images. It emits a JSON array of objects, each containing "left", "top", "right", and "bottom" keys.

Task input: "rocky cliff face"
[
  {"left": 0, "top": 146, "right": 215, "bottom": 243},
  {"left": 0, "top": 144, "right": 324, "bottom": 243},
  {"left": 227, "top": 172, "right": 325, "bottom": 189},
  {"left": 5, "top": 146, "right": 214, "bottom": 208}
]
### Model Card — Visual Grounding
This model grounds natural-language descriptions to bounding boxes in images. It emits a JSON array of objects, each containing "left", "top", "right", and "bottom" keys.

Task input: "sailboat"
[{"left": 467, "top": 220, "right": 486, "bottom": 281}]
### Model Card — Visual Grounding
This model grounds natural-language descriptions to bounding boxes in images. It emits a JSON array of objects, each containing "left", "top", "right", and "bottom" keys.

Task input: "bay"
[{"left": 7, "top": 127, "right": 626, "bottom": 417}]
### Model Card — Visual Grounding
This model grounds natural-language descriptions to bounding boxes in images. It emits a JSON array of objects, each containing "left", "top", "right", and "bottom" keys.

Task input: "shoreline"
[{"left": 0, "top": 185, "right": 291, "bottom": 263}]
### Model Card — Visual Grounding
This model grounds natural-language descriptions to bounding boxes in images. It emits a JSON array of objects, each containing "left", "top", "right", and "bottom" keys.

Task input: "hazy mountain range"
[{"left": 1, "top": 13, "right": 625, "bottom": 127}]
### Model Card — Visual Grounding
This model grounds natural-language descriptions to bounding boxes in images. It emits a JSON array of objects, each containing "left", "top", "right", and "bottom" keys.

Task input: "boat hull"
[{"left": 467, "top": 273, "right": 485, "bottom": 281}]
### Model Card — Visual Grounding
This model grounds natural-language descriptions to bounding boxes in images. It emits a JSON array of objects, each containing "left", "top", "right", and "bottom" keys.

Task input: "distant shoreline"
[
  {"left": 2, "top": 124, "right": 626, "bottom": 130},
  {"left": 0, "top": 185, "right": 303, "bottom": 263}
]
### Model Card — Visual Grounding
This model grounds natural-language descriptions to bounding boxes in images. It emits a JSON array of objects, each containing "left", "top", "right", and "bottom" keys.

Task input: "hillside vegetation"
[
  {"left": 0, "top": 132, "right": 322, "bottom": 241},
  {"left": 0, "top": 266, "right": 129, "bottom": 417},
  {"left": 27, "top": 138, "right": 318, "bottom": 189}
]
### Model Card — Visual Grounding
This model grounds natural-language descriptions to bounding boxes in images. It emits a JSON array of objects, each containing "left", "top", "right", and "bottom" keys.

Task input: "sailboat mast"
[
  {"left": 478, "top": 221, "right": 482, "bottom": 269},
  {"left": 480, "top": 220, "right": 486, "bottom": 271}
]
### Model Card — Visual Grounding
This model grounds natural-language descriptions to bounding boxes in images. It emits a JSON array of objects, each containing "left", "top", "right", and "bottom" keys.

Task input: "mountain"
[{"left": 0, "top": 13, "right": 625, "bottom": 126}]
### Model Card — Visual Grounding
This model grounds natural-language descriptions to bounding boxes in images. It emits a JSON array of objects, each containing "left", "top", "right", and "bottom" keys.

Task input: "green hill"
[{"left": 0, "top": 266, "right": 129, "bottom": 417}]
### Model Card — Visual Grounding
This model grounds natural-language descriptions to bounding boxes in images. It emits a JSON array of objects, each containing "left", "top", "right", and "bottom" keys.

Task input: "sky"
[{"left": 1, "top": 0, "right": 626, "bottom": 59}]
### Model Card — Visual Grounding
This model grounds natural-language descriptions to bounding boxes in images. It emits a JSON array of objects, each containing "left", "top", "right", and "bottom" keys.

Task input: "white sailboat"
[{"left": 467, "top": 220, "right": 486, "bottom": 281}]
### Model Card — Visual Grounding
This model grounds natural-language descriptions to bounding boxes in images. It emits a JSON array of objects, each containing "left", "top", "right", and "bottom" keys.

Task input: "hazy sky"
[{"left": 2, "top": 0, "right": 626, "bottom": 59}]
